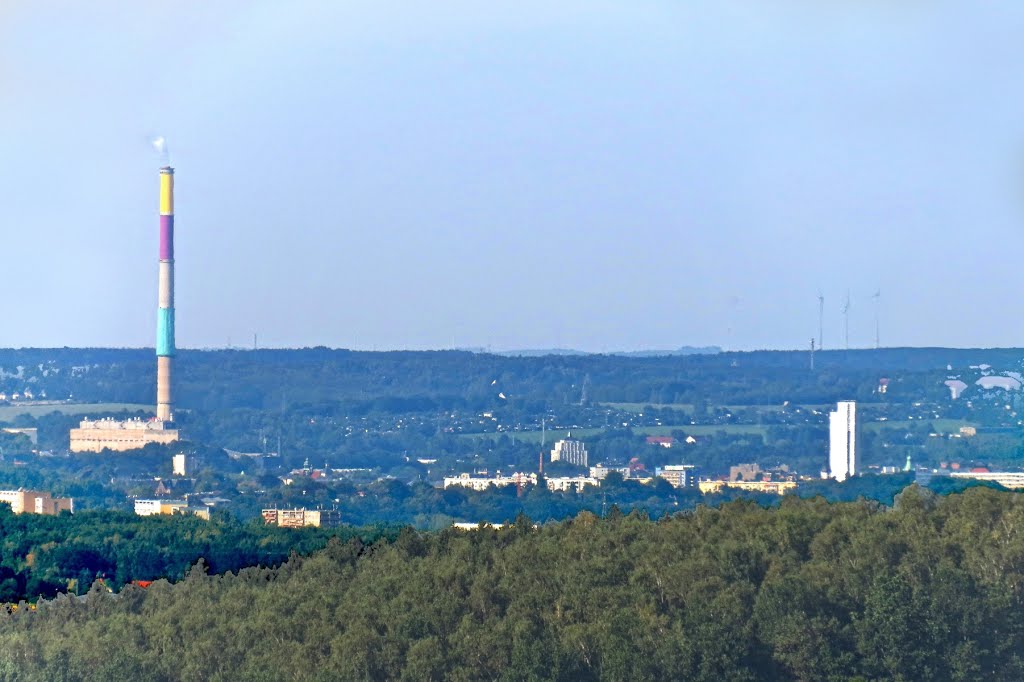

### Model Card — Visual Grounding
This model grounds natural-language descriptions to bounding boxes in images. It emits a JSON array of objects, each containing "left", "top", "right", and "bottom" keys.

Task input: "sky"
[{"left": 2, "top": 1, "right": 1024, "bottom": 352}]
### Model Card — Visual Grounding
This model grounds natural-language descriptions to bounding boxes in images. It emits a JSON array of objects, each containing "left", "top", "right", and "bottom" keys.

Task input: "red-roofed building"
[{"left": 646, "top": 436, "right": 675, "bottom": 448}]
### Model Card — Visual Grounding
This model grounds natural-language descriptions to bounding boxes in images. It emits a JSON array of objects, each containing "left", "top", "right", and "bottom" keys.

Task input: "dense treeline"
[
  {"left": 0, "top": 508, "right": 398, "bottom": 603},
  {"left": 1, "top": 346, "right": 1014, "bottom": 412},
  {"left": 240, "top": 471, "right": 930, "bottom": 527},
  {"left": 4, "top": 347, "right": 1022, "bottom": 476},
  {"left": 2, "top": 487, "right": 1024, "bottom": 680}
]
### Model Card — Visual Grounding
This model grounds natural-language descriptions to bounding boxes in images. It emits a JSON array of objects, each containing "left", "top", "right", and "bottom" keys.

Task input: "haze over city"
[{"left": 3, "top": 2, "right": 1024, "bottom": 351}]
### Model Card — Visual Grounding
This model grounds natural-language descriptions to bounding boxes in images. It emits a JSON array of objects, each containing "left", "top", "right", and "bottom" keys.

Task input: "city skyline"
[{"left": 3, "top": 3, "right": 1024, "bottom": 352}]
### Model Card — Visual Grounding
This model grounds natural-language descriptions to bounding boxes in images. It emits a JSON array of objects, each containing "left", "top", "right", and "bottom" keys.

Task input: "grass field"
[
  {"left": 463, "top": 416, "right": 974, "bottom": 443},
  {"left": 602, "top": 403, "right": 694, "bottom": 414},
  {"left": 463, "top": 423, "right": 769, "bottom": 443},
  {"left": 0, "top": 403, "right": 149, "bottom": 421},
  {"left": 862, "top": 418, "right": 975, "bottom": 434},
  {"left": 603, "top": 402, "right": 888, "bottom": 414}
]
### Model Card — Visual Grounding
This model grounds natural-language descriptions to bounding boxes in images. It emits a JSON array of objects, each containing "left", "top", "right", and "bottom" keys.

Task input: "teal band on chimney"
[{"left": 157, "top": 308, "right": 175, "bottom": 357}]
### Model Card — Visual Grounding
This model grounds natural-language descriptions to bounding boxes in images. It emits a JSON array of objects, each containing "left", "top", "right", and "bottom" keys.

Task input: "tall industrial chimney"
[{"left": 156, "top": 166, "right": 175, "bottom": 422}]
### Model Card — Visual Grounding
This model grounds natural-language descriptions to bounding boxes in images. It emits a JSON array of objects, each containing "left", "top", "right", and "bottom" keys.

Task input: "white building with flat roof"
[
  {"left": 546, "top": 476, "right": 599, "bottom": 493},
  {"left": 443, "top": 472, "right": 537, "bottom": 491},
  {"left": 134, "top": 498, "right": 209, "bottom": 519},
  {"left": 948, "top": 471, "right": 1024, "bottom": 489},
  {"left": 829, "top": 401, "right": 857, "bottom": 482},
  {"left": 589, "top": 465, "right": 630, "bottom": 480}
]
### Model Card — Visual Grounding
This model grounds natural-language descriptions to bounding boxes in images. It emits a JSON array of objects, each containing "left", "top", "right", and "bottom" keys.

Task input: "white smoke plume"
[{"left": 152, "top": 136, "right": 170, "bottom": 166}]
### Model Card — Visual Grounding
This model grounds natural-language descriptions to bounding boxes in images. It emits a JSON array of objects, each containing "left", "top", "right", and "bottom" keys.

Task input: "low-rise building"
[
  {"left": 546, "top": 476, "right": 599, "bottom": 493},
  {"left": 0, "top": 489, "right": 73, "bottom": 515},
  {"left": 947, "top": 470, "right": 1024, "bottom": 489},
  {"left": 729, "top": 463, "right": 762, "bottom": 482},
  {"left": 2, "top": 427, "right": 38, "bottom": 445},
  {"left": 698, "top": 480, "right": 796, "bottom": 496},
  {"left": 261, "top": 508, "right": 341, "bottom": 528},
  {"left": 443, "top": 472, "right": 537, "bottom": 491},
  {"left": 134, "top": 498, "right": 210, "bottom": 519},
  {"left": 452, "top": 522, "right": 507, "bottom": 530},
  {"left": 589, "top": 464, "right": 631, "bottom": 480}
]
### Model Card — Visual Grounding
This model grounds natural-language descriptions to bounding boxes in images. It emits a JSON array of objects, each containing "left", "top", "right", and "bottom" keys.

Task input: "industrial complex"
[{"left": 69, "top": 165, "right": 181, "bottom": 452}]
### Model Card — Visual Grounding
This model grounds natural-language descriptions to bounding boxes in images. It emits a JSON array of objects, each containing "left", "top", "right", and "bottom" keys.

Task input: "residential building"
[
  {"left": 829, "top": 401, "right": 857, "bottom": 481},
  {"left": 546, "top": 476, "right": 599, "bottom": 493},
  {"left": 946, "top": 471, "right": 1024, "bottom": 489},
  {"left": 0, "top": 489, "right": 73, "bottom": 515},
  {"left": 589, "top": 464, "right": 630, "bottom": 480},
  {"left": 646, "top": 436, "right": 675, "bottom": 448},
  {"left": 698, "top": 480, "right": 796, "bottom": 495},
  {"left": 655, "top": 465, "right": 697, "bottom": 488},
  {"left": 261, "top": 508, "right": 341, "bottom": 528},
  {"left": 729, "top": 463, "right": 762, "bottom": 482},
  {"left": 134, "top": 498, "right": 209, "bottom": 520},
  {"left": 452, "top": 522, "right": 508, "bottom": 530},
  {"left": 443, "top": 472, "right": 537, "bottom": 491},
  {"left": 551, "top": 436, "right": 588, "bottom": 467}
]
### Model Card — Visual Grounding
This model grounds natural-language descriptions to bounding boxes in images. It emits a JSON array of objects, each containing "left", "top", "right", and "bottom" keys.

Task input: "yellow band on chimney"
[{"left": 160, "top": 172, "right": 174, "bottom": 215}]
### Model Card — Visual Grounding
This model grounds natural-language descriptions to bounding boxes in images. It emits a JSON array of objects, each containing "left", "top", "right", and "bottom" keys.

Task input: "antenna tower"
[
  {"left": 818, "top": 292, "right": 824, "bottom": 350},
  {"left": 843, "top": 291, "right": 851, "bottom": 351},
  {"left": 872, "top": 289, "right": 881, "bottom": 349}
]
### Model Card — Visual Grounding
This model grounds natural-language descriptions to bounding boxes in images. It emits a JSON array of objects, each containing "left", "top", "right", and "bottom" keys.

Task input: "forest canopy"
[{"left": 2, "top": 486, "right": 1023, "bottom": 681}]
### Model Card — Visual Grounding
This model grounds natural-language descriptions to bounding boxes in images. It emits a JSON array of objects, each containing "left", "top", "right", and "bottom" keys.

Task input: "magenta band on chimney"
[{"left": 159, "top": 215, "right": 174, "bottom": 261}]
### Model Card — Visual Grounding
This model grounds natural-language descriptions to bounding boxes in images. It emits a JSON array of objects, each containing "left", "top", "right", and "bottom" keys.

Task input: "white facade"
[
  {"left": 172, "top": 453, "right": 187, "bottom": 476},
  {"left": 443, "top": 472, "right": 538, "bottom": 491},
  {"left": 589, "top": 465, "right": 630, "bottom": 480},
  {"left": 829, "top": 401, "right": 857, "bottom": 481},
  {"left": 949, "top": 471, "right": 1024, "bottom": 489},
  {"left": 134, "top": 498, "right": 209, "bottom": 519},
  {"left": 551, "top": 437, "right": 588, "bottom": 467},
  {"left": 546, "top": 476, "right": 599, "bottom": 492},
  {"left": 134, "top": 497, "right": 174, "bottom": 512},
  {"left": 134, "top": 499, "right": 166, "bottom": 516}
]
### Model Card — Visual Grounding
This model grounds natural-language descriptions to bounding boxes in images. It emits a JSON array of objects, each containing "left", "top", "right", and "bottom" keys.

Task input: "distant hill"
[
  {"left": 492, "top": 346, "right": 722, "bottom": 357},
  {"left": 611, "top": 347, "right": 722, "bottom": 357}
]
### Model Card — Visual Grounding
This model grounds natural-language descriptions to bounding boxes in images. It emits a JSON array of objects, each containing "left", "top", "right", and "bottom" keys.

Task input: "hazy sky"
[{"left": 3, "top": 2, "right": 1024, "bottom": 351}]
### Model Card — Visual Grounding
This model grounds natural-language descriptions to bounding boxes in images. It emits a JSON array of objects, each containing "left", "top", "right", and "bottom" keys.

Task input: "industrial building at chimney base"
[{"left": 70, "top": 417, "right": 180, "bottom": 453}]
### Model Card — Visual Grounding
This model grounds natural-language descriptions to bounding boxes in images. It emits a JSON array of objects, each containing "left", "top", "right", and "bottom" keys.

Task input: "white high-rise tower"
[{"left": 829, "top": 401, "right": 857, "bottom": 481}]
